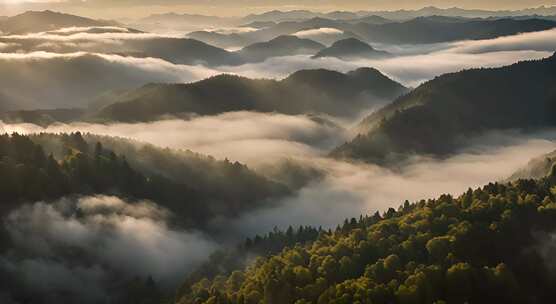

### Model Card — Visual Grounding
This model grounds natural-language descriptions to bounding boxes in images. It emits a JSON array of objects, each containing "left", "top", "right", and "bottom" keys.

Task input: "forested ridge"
[
  {"left": 334, "top": 53, "right": 556, "bottom": 164},
  {"left": 0, "top": 133, "right": 289, "bottom": 227},
  {"left": 175, "top": 170, "right": 556, "bottom": 304}
]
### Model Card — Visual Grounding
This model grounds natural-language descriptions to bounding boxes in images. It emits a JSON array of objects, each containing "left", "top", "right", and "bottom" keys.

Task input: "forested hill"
[
  {"left": 93, "top": 68, "right": 408, "bottom": 122},
  {"left": 312, "top": 38, "right": 391, "bottom": 60},
  {"left": 0, "top": 133, "right": 290, "bottom": 227},
  {"left": 333, "top": 53, "right": 556, "bottom": 164},
  {"left": 175, "top": 169, "right": 556, "bottom": 304}
]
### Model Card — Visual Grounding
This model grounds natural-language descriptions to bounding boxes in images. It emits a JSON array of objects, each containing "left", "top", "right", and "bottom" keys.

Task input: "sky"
[{"left": 1, "top": 0, "right": 556, "bottom": 18}]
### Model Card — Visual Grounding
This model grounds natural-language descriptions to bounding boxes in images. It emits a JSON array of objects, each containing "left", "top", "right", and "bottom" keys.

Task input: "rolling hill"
[
  {"left": 333, "top": 53, "right": 556, "bottom": 164},
  {"left": 313, "top": 38, "right": 391, "bottom": 60},
  {"left": 92, "top": 68, "right": 408, "bottom": 122},
  {"left": 236, "top": 35, "right": 325, "bottom": 62}
]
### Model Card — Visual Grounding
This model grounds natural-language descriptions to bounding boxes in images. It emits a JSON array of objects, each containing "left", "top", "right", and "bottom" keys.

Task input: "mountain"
[
  {"left": 132, "top": 13, "right": 238, "bottom": 33},
  {"left": 186, "top": 30, "right": 256, "bottom": 49},
  {"left": 362, "top": 5, "right": 556, "bottom": 20},
  {"left": 333, "top": 53, "right": 556, "bottom": 164},
  {"left": 242, "top": 10, "right": 324, "bottom": 23},
  {"left": 176, "top": 172, "right": 556, "bottom": 304},
  {"left": 344, "top": 15, "right": 394, "bottom": 25},
  {"left": 0, "top": 53, "right": 201, "bottom": 111},
  {"left": 351, "top": 17, "right": 556, "bottom": 44},
  {"left": 92, "top": 68, "right": 408, "bottom": 122},
  {"left": 138, "top": 12, "right": 233, "bottom": 25},
  {"left": 121, "top": 38, "right": 241, "bottom": 66},
  {"left": 188, "top": 16, "right": 556, "bottom": 50},
  {"left": 236, "top": 35, "right": 325, "bottom": 62},
  {"left": 313, "top": 38, "right": 391, "bottom": 60},
  {"left": 241, "top": 21, "right": 277, "bottom": 28},
  {"left": 188, "top": 17, "right": 345, "bottom": 48},
  {"left": 0, "top": 10, "right": 117, "bottom": 34}
]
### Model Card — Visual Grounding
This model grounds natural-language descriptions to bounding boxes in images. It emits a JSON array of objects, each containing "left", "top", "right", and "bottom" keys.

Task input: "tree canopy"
[{"left": 175, "top": 170, "right": 556, "bottom": 304}]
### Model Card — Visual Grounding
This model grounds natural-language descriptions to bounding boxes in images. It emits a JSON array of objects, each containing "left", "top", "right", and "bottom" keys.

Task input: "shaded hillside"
[
  {"left": 176, "top": 173, "right": 556, "bottom": 304},
  {"left": 236, "top": 35, "right": 325, "bottom": 62},
  {"left": 25, "top": 133, "right": 291, "bottom": 226},
  {"left": 313, "top": 38, "right": 391, "bottom": 60},
  {"left": 0, "top": 53, "right": 186, "bottom": 111},
  {"left": 0, "top": 10, "right": 116, "bottom": 34},
  {"left": 93, "top": 68, "right": 408, "bottom": 122},
  {"left": 123, "top": 38, "right": 241, "bottom": 66},
  {"left": 333, "top": 54, "right": 556, "bottom": 163}
]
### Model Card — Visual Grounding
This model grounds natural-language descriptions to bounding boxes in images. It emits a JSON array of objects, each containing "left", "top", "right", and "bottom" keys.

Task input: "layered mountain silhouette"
[
  {"left": 189, "top": 16, "right": 556, "bottom": 48},
  {"left": 333, "top": 53, "right": 556, "bottom": 163},
  {"left": 313, "top": 38, "right": 391, "bottom": 59},
  {"left": 351, "top": 17, "right": 556, "bottom": 44},
  {"left": 0, "top": 10, "right": 118, "bottom": 34},
  {"left": 93, "top": 68, "right": 408, "bottom": 122}
]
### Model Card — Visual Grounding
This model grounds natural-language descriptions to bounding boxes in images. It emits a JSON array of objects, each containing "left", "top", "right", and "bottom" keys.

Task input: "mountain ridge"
[
  {"left": 93, "top": 68, "right": 408, "bottom": 122},
  {"left": 333, "top": 53, "right": 556, "bottom": 164}
]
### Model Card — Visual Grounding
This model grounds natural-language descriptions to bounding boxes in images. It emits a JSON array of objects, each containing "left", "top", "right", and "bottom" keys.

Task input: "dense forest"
[
  {"left": 175, "top": 168, "right": 556, "bottom": 304},
  {"left": 93, "top": 68, "right": 408, "bottom": 122},
  {"left": 333, "top": 53, "right": 556, "bottom": 164},
  {"left": 0, "top": 133, "right": 290, "bottom": 227}
]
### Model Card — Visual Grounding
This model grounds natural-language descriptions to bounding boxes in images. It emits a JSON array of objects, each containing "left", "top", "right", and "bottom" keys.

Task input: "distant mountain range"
[
  {"left": 241, "top": 6, "right": 556, "bottom": 23},
  {"left": 189, "top": 16, "right": 556, "bottom": 48},
  {"left": 129, "top": 6, "right": 556, "bottom": 28},
  {"left": 92, "top": 68, "right": 408, "bottom": 122},
  {"left": 332, "top": 53, "right": 556, "bottom": 164}
]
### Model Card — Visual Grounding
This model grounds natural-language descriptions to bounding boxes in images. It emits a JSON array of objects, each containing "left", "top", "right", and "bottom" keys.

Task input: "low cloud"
[
  {"left": 0, "top": 111, "right": 347, "bottom": 166},
  {"left": 0, "top": 195, "right": 217, "bottom": 303},
  {"left": 0, "top": 30, "right": 181, "bottom": 42},
  {"left": 0, "top": 52, "right": 217, "bottom": 110},
  {"left": 224, "top": 131, "right": 556, "bottom": 236},
  {"left": 293, "top": 27, "right": 345, "bottom": 45},
  {"left": 0, "top": 28, "right": 553, "bottom": 110},
  {"left": 450, "top": 28, "right": 556, "bottom": 54},
  {"left": 4, "top": 118, "right": 555, "bottom": 240}
]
